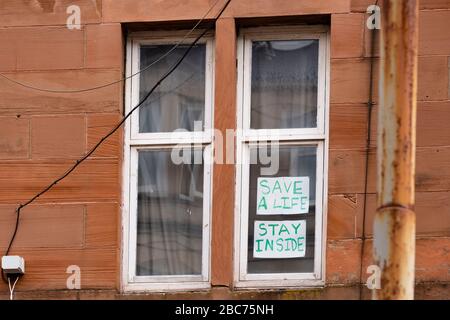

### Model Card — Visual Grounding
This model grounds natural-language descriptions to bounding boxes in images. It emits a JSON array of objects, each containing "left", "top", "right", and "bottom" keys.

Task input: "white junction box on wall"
[{"left": 1, "top": 256, "right": 25, "bottom": 274}]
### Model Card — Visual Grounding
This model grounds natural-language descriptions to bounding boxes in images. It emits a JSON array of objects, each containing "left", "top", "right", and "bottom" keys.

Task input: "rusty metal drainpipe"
[{"left": 374, "top": 0, "right": 419, "bottom": 300}]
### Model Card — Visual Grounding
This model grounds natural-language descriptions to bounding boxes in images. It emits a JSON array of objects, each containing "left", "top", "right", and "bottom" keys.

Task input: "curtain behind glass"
[
  {"left": 251, "top": 40, "right": 319, "bottom": 129},
  {"left": 247, "top": 145, "right": 317, "bottom": 274},
  {"left": 139, "top": 44, "right": 206, "bottom": 133},
  {"left": 136, "top": 149, "right": 204, "bottom": 276}
]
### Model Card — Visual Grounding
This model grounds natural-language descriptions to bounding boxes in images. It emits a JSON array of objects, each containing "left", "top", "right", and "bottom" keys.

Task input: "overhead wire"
[
  {"left": 0, "top": 0, "right": 222, "bottom": 94},
  {"left": 1, "top": 0, "right": 232, "bottom": 283}
]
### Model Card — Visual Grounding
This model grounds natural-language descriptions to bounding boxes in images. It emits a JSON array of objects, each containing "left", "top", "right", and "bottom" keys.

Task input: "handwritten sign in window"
[
  {"left": 256, "top": 177, "right": 309, "bottom": 215},
  {"left": 253, "top": 220, "right": 306, "bottom": 258}
]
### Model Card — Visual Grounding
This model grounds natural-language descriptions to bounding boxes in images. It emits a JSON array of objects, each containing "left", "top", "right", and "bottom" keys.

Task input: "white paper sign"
[
  {"left": 256, "top": 177, "right": 309, "bottom": 215},
  {"left": 253, "top": 220, "right": 306, "bottom": 258}
]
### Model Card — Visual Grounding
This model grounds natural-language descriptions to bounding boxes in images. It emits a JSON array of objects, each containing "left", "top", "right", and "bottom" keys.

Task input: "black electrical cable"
[
  {"left": 0, "top": 0, "right": 222, "bottom": 94},
  {"left": 1, "top": 0, "right": 232, "bottom": 283},
  {"left": 359, "top": 0, "right": 379, "bottom": 299}
]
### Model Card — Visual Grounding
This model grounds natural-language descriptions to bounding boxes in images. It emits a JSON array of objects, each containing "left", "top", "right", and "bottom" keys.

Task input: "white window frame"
[
  {"left": 122, "top": 30, "right": 214, "bottom": 292},
  {"left": 234, "top": 26, "right": 330, "bottom": 289}
]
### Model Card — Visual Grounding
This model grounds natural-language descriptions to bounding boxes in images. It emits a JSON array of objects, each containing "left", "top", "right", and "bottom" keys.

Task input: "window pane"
[
  {"left": 250, "top": 40, "right": 319, "bottom": 129},
  {"left": 139, "top": 44, "right": 206, "bottom": 133},
  {"left": 247, "top": 145, "right": 317, "bottom": 274},
  {"left": 136, "top": 149, "right": 204, "bottom": 276}
]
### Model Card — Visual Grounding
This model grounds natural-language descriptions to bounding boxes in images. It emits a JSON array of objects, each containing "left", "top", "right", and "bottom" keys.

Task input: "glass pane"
[
  {"left": 250, "top": 40, "right": 319, "bottom": 129},
  {"left": 247, "top": 145, "right": 317, "bottom": 274},
  {"left": 136, "top": 149, "right": 204, "bottom": 276},
  {"left": 139, "top": 44, "right": 206, "bottom": 133}
]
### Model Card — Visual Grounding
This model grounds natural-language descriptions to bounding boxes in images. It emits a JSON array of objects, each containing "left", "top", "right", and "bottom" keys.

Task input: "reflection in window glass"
[
  {"left": 247, "top": 145, "right": 317, "bottom": 274},
  {"left": 136, "top": 149, "right": 204, "bottom": 276},
  {"left": 139, "top": 44, "right": 206, "bottom": 133},
  {"left": 251, "top": 40, "right": 319, "bottom": 129}
]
